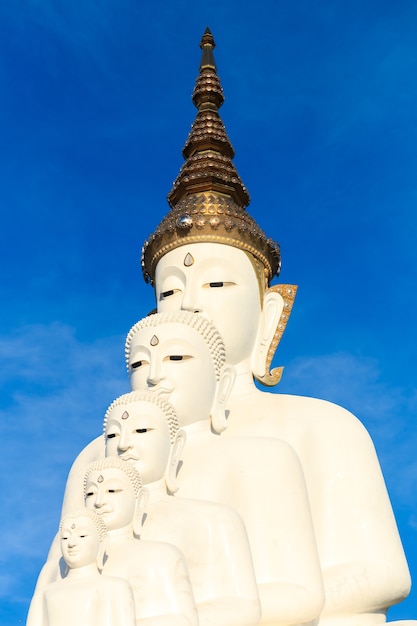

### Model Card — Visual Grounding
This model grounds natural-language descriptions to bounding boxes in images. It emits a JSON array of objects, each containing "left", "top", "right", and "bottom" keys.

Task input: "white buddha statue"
[
  {"left": 139, "top": 29, "right": 413, "bottom": 626},
  {"left": 103, "top": 390, "right": 261, "bottom": 626},
  {"left": 125, "top": 311, "right": 324, "bottom": 626},
  {"left": 36, "top": 457, "right": 198, "bottom": 626},
  {"left": 27, "top": 508, "right": 136, "bottom": 626},
  {"left": 83, "top": 456, "right": 198, "bottom": 626}
]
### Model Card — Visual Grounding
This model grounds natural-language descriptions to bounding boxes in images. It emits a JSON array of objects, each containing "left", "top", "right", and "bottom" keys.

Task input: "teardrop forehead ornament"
[
  {"left": 121, "top": 411, "right": 129, "bottom": 420},
  {"left": 150, "top": 335, "right": 159, "bottom": 346},
  {"left": 71, "top": 523, "right": 76, "bottom": 529},
  {"left": 97, "top": 475, "right": 104, "bottom": 483},
  {"left": 184, "top": 253, "right": 194, "bottom": 267}
]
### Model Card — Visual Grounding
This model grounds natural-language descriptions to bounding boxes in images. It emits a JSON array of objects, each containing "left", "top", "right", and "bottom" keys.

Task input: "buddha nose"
[
  {"left": 118, "top": 428, "right": 133, "bottom": 452},
  {"left": 181, "top": 282, "right": 202, "bottom": 313},
  {"left": 147, "top": 358, "right": 164, "bottom": 387},
  {"left": 94, "top": 489, "right": 106, "bottom": 508}
]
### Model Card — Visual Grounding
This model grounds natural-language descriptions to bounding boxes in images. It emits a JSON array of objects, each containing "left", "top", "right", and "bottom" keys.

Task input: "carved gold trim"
[{"left": 254, "top": 284, "right": 298, "bottom": 387}]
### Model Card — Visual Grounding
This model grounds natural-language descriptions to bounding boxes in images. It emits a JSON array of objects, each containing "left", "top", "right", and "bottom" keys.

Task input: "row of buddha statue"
[{"left": 27, "top": 28, "right": 415, "bottom": 626}]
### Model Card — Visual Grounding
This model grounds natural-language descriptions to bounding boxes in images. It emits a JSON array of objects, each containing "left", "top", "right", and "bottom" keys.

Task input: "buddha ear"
[
  {"left": 251, "top": 287, "right": 285, "bottom": 383},
  {"left": 97, "top": 534, "right": 109, "bottom": 571},
  {"left": 132, "top": 488, "right": 149, "bottom": 538},
  {"left": 252, "top": 285, "right": 297, "bottom": 386},
  {"left": 165, "top": 430, "right": 186, "bottom": 494},
  {"left": 211, "top": 365, "right": 236, "bottom": 433}
]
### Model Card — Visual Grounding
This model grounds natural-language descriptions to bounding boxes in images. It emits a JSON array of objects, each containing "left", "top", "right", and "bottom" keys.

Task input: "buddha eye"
[
  {"left": 85, "top": 492, "right": 94, "bottom": 498},
  {"left": 131, "top": 361, "right": 143, "bottom": 369},
  {"left": 135, "top": 428, "right": 148, "bottom": 433},
  {"left": 106, "top": 433, "right": 117, "bottom": 439},
  {"left": 160, "top": 288, "right": 180, "bottom": 300},
  {"left": 203, "top": 281, "right": 235, "bottom": 289},
  {"left": 163, "top": 355, "right": 192, "bottom": 362}
]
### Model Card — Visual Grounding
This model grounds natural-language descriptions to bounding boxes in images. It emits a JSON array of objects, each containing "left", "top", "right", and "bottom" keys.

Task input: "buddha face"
[
  {"left": 60, "top": 515, "right": 100, "bottom": 570},
  {"left": 84, "top": 468, "right": 136, "bottom": 532},
  {"left": 105, "top": 401, "right": 171, "bottom": 484},
  {"left": 128, "top": 323, "right": 217, "bottom": 426},
  {"left": 155, "top": 243, "right": 262, "bottom": 366}
]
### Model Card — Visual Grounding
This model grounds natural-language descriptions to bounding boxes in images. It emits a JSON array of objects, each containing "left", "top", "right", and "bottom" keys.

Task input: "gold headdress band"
[{"left": 142, "top": 28, "right": 281, "bottom": 285}]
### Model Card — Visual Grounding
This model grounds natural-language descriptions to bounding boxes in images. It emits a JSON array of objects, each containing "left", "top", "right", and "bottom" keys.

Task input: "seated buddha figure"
[
  {"left": 36, "top": 457, "right": 198, "bottom": 626},
  {"left": 103, "top": 390, "right": 261, "bottom": 626},
  {"left": 84, "top": 456, "right": 198, "bottom": 626},
  {"left": 125, "top": 311, "right": 324, "bottom": 626},
  {"left": 144, "top": 232, "right": 411, "bottom": 626},
  {"left": 27, "top": 508, "right": 136, "bottom": 626},
  {"left": 139, "top": 29, "right": 412, "bottom": 625}
]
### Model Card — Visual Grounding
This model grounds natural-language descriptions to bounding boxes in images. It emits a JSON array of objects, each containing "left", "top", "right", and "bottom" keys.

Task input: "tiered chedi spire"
[{"left": 142, "top": 28, "right": 281, "bottom": 285}]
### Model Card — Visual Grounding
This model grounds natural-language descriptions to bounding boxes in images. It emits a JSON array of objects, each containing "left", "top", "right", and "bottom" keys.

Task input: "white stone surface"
[
  {"left": 28, "top": 241, "right": 415, "bottom": 626},
  {"left": 154, "top": 242, "right": 412, "bottom": 625}
]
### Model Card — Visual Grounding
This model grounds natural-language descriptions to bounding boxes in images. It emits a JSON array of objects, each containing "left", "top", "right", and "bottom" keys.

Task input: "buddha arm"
[
  {"left": 237, "top": 439, "right": 325, "bottom": 625},
  {"left": 309, "top": 402, "right": 411, "bottom": 617},
  {"left": 194, "top": 505, "right": 261, "bottom": 626},
  {"left": 130, "top": 543, "right": 198, "bottom": 626},
  {"left": 26, "top": 588, "right": 46, "bottom": 626}
]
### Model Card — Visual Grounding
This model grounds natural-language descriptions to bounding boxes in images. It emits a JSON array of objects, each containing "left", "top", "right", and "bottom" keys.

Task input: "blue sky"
[{"left": 1, "top": 1, "right": 416, "bottom": 623}]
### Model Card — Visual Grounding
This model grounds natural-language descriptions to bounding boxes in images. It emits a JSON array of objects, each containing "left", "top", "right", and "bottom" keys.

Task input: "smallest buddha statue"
[
  {"left": 26, "top": 508, "right": 136, "bottom": 626},
  {"left": 33, "top": 457, "right": 198, "bottom": 626}
]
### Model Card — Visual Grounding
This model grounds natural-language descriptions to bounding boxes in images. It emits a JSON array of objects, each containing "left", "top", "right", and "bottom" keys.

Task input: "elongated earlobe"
[
  {"left": 132, "top": 488, "right": 149, "bottom": 538},
  {"left": 211, "top": 365, "right": 236, "bottom": 433},
  {"left": 165, "top": 430, "right": 186, "bottom": 494},
  {"left": 252, "top": 285, "right": 297, "bottom": 386},
  {"left": 97, "top": 534, "right": 109, "bottom": 571}
]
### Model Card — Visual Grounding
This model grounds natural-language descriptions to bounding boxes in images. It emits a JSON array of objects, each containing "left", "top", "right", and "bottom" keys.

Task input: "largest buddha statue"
[
  {"left": 141, "top": 28, "right": 413, "bottom": 626},
  {"left": 29, "top": 27, "right": 415, "bottom": 626}
]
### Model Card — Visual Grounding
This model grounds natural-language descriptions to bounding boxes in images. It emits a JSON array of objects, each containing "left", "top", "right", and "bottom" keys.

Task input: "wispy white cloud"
[{"left": 0, "top": 323, "right": 129, "bottom": 601}]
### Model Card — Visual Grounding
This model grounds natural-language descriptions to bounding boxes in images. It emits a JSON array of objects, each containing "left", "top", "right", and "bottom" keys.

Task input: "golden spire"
[
  {"left": 168, "top": 27, "right": 249, "bottom": 208},
  {"left": 142, "top": 28, "right": 281, "bottom": 285}
]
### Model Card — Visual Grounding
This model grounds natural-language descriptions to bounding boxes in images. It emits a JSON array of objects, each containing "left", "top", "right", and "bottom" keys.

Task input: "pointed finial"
[
  {"left": 168, "top": 28, "right": 247, "bottom": 207},
  {"left": 191, "top": 28, "right": 224, "bottom": 113},
  {"left": 199, "top": 27, "right": 216, "bottom": 71},
  {"left": 141, "top": 30, "right": 281, "bottom": 285}
]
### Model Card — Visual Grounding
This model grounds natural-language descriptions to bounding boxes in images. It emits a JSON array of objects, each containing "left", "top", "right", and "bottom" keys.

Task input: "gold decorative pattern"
[
  {"left": 142, "top": 191, "right": 280, "bottom": 283},
  {"left": 142, "top": 28, "right": 281, "bottom": 285},
  {"left": 254, "top": 284, "right": 298, "bottom": 387}
]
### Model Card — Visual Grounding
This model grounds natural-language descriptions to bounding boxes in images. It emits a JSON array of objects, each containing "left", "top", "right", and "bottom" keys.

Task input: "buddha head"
[
  {"left": 84, "top": 456, "right": 146, "bottom": 537},
  {"left": 153, "top": 244, "right": 289, "bottom": 381},
  {"left": 125, "top": 311, "right": 234, "bottom": 432},
  {"left": 141, "top": 31, "right": 294, "bottom": 385},
  {"left": 103, "top": 391, "right": 185, "bottom": 493},
  {"left": 59, "top": 508, "right": 107, "bottom": 572}
]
